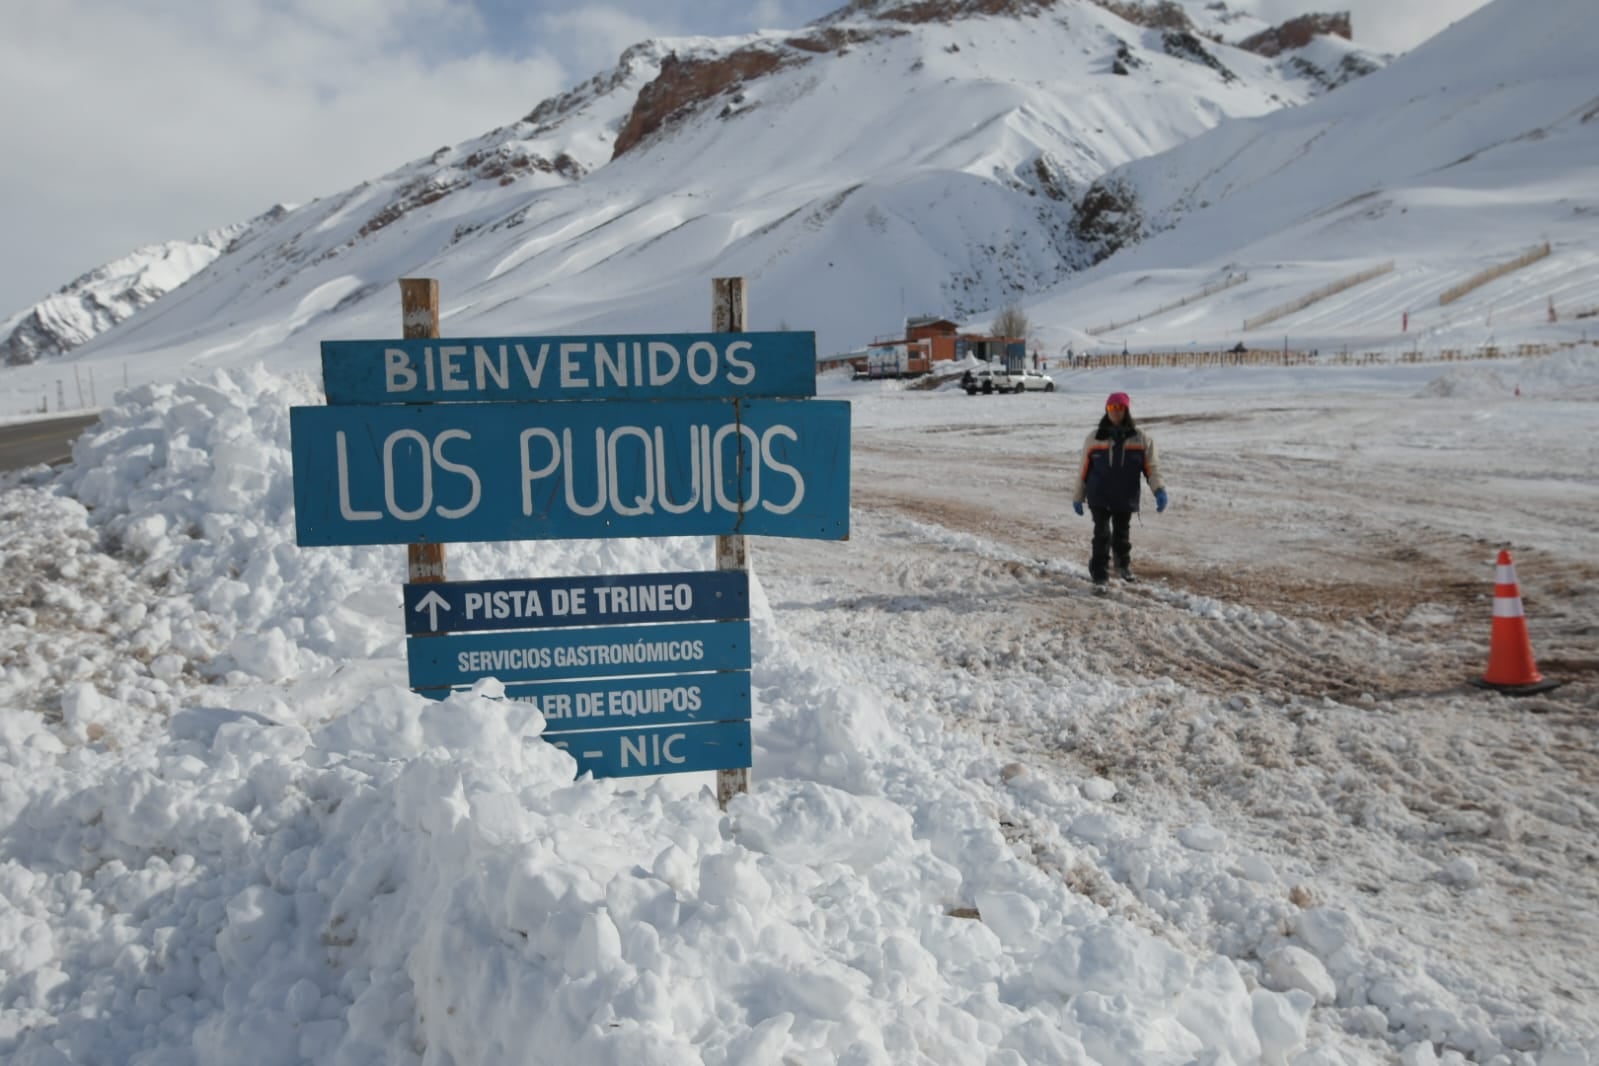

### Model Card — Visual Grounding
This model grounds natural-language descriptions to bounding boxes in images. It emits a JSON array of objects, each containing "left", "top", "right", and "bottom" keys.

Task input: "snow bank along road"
[{"left": 759, "top": 371, "right": 1599, "bottom": 1049}]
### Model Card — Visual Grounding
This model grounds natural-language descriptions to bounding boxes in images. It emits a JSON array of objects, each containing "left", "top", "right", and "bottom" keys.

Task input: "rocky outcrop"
[
  {"left": 1070, "top": 175, "right": 1144, "bottom": 265},
  {"left": 608, "top": 0, "right": 1072, "bottom": 158},
  {"left": 1091, "top": 0, "right": 1193, "bottom": 33},
  {"left": 612, "top": 48, "right": 793, "bottom": 159},
  {"left": 1287, "top": 51, "right": 1378, "bottom": 92},
  {"left": 1162, "top": 30, "right": 1237, "bottom": 82},
  {"left": 356, "top": 148, "right": 585, "bottom": 239},
  {"left": 825, "top": 0, "right": 1056, "bottom": 23},
  {"left": 523, "top": 42, "right": 659, "bottom": 133},
  {"left": 1111, "top": 38, "right": 1145, "bottom": 75},
  {"left": 1238, "top": 12, "right": 1353, "bottom": 58}
]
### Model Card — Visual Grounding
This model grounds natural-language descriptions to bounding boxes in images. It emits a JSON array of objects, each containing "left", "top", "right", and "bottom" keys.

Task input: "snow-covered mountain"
[
  {"left": 0, "top": 0, "right": 1378, "bottom": 398},
  {"left": 0, "top": 216, "right": 271, "bottom": 367},
  {"left": 1035, "top": 0, "right": 1599, "bottom": 352}
]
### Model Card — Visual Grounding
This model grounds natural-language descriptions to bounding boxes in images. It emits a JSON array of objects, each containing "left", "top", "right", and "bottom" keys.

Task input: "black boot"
[{"left": 1116, "top": 564, "right": 1136, "bottom": 582}]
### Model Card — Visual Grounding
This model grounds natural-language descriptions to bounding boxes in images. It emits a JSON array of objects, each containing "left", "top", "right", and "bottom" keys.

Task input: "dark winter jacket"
[{"left": 1071, "top": 418, "right": 1164, "bottom": 512}]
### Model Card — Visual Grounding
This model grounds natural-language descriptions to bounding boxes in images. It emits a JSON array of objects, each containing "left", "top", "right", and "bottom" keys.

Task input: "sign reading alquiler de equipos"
[
  {"left": 406, "top": 571, "right": 753, "bottom": 780},
  {"left": 289, "top": 313, "right": 848, "bottom": 786}
]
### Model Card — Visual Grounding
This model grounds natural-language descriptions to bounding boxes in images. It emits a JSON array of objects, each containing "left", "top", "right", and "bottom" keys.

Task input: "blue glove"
[
  {"left": 1154, "top": 488, "right": 1169, "bottom": 513},
  {"left": 1072, "top": 501, "right": 1084, "bottom": 516}
]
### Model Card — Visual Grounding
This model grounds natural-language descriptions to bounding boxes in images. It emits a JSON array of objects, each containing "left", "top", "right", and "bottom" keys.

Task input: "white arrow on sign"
[{"left": 415, "top": 590, "right": 452, "bottom": 631}]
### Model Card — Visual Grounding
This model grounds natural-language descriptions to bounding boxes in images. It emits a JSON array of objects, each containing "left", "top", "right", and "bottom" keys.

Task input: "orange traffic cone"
[{"left": 1473, "top": 550, "right": 1560, "bottom": 695}]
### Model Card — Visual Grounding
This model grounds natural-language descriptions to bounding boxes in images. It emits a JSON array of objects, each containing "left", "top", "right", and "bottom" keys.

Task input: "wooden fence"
[
  {"left": 1064, "top": 338, "right": 1589, "bottom": 371},
  {"left": 1087, "top": 272, "right": 1249, "bottom": 336},
  {"left": 1242, "top": 261, "right": 1394, "bottom": 331},
  {"left": 1439, "top": 242, "right": 1551, "bottom": 306}
]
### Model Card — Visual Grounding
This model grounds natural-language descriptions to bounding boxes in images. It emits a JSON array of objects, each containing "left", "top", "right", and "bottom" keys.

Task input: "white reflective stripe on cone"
[
  {"left": 1496, "top": 564, "right": 1517, "bottom": 584},
  {"left": 1493, "top": 598, "right": 1525, "bottom": 618}
]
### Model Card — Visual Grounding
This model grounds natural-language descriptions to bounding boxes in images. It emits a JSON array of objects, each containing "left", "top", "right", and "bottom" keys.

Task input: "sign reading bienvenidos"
[{"left": 320, "top": 332, "right": 817, "bottom": 404}]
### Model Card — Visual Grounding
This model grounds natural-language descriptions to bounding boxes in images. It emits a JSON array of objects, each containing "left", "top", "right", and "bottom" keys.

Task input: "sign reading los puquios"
[
  {"left": 289, "top": 316, "right": 849, "bottom": 785},
  {"left": 290, "top": 397, "right": 849, "bottom": 546}
]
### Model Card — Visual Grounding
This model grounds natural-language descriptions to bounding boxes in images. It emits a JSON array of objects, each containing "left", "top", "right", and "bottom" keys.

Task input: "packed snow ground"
[{"left": 1, "top": 352, "right": 1597, "bottom": 1065}]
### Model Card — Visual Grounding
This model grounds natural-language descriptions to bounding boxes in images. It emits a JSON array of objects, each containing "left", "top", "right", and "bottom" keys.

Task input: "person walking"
[{"left": 1070, "top": 391, "right": 1167, "bottom": 586}]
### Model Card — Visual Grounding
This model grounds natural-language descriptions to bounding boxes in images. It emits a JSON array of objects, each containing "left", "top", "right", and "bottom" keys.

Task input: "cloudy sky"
[{"left": 0, "top": 0, "right": 1491, "bottom": 320}]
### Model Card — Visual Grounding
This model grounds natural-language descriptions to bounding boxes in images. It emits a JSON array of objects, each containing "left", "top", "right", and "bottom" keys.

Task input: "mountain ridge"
[{"left": 2, "top": 0, "right": 1378, "bottom": 378}]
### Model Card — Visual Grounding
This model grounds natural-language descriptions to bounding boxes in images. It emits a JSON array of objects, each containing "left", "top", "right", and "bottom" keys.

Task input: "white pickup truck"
[{"left": 962, "top": 364, "right": 1055, "bottom": 394}]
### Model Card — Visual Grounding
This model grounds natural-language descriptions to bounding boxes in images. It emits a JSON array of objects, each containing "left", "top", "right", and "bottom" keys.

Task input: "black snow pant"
[{"left": 1089, "top": 506, "right": 1132, "bottom": 580}]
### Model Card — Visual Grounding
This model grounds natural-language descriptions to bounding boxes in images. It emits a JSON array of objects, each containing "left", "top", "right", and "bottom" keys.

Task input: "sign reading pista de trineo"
[{"left": 290, "top": 312, "right": 849, "bottom": 784}]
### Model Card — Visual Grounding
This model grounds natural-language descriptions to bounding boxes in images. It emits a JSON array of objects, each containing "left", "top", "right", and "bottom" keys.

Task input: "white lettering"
[
  {"left": 431, "top": 430, "right": 481, "bottom": 519},
  {"left": 439, "top": 345, "right": 468, "bottom": 390},
  {"left": 564, "top": 428, "right": 607, "bottom": 516},
  {"left": 336, "top": 432, "right": 381, "bottom": 521},
  {"left": 648, "top": 342, "right": 681, "bottom": 386},
  {"left": 560, "top": 343, "right": 589, "bottom": 388},
  {"left": 520, "top": 428, "right": 560, "bottom": 516},
  {"left": 685, "top": 341, "right": 717, "bottom": 385},
  {"left": 514, "top": 420, "right": 809, "bottom": 525},
  {"left": 516, "top": 344, "right": 548, "bottom": 388},
  {"left": 725, "top": 340, "right": 755, "bottom": 385},
  {"left": 594, "top": 341, "right": 627, "bottom": 387},
  {"left": 383, "top": 429, "right": 432, "bottom": 521},
  {"left": 760, "top": 425, "right": 804, "bottom": 514},
  {"left": 475, "top": 345, "right": 509, "bottom": 391},
  {"left": 655, "top": 425, "right": 702, "bottom": 514},
  {"left": 607, "top": 426, "right": 655, "bottom": 516},
  {"left": 385, "top": 349, "right": 418, "bottom": 393}
]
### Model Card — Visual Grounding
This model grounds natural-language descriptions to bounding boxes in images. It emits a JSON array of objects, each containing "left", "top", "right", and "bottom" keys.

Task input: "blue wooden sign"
[
  {"left": 403, "top": 570, "right": 748, "bottom": 635},
  {"left": 406, "top": 620, "right": 751, "bottom": 689},
  {"left": 420, "top": 671, "right": 751, "bottom": 731},
  {"left": 291, "top": 398, "right": 849, "bottom": 546},
  {"left": 547, "top": 719, "right": 751, "bottom": 779},
  {"left": 321, "top": 332, "right": 816, "bottom": 405}
]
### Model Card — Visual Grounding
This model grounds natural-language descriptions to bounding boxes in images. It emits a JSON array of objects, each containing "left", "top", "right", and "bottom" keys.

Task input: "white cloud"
[
  {"left": 0, "top": 0, "right": 568, "bottom": 314},
  {"left": 0, "top": 0, "right": 853, "bottom": 316},
  {"left": 535, "top": 7, "right": 669, "bottom": 79}
]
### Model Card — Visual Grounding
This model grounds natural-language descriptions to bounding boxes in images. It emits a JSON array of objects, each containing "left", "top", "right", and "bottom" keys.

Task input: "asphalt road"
[{"left": 0, "top": 414, "right": 99, "bottom": 472}]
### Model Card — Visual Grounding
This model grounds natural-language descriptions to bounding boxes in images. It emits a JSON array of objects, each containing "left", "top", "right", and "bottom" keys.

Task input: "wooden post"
[
  {"left": 400, "top": 278, "right": 447, "bottom": 586},
  {"left": 712, "top": 276, "right": 751, "bottom": 809}
]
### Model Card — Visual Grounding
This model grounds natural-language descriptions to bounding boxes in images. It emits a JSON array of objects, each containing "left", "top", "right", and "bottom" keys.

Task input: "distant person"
[{"left": 1070, "top": 392, "right": 1167, "bottom": 586}]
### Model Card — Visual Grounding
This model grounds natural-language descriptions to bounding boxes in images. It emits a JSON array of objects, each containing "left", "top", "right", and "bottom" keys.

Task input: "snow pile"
[
  {"left": 1420, "top": 349, "right": 1599, "bottom": 400},
  {"left": 1, "top": 366, "right": 1338, "bottom": 1065}
]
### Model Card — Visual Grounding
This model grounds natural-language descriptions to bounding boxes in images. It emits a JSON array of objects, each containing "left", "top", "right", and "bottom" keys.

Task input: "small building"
[
  {"left": 829, "top": 317, "right": 1027, "bottom": 379},
  {"left": 852, "top": 316, "right": 1025, "bottom": 377}
]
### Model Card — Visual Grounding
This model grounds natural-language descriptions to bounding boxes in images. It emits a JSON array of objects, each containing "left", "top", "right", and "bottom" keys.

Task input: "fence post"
[
  {"left": 712, "top": 277, "right": 752, "bottom": 810},
  {"left": 399, "top": 279, "right": 447, "bottom": 587}
]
